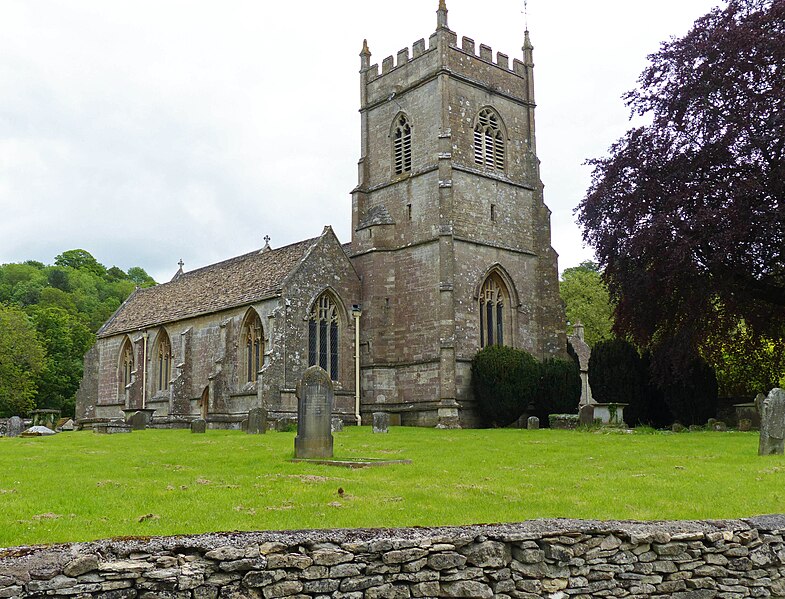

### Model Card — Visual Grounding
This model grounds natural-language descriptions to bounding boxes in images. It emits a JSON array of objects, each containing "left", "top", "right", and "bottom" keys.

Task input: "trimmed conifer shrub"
[
  {"left": 657, "top": 355, "right": 718, "bottom": 426},
  {"left": 535, "top": 358, "right": 581, "bottom": 422},
  {"left": 588, "top": 339, "right": 647, "bottom": 426},
  {"left": 471, "top": 345, "right": 539, "bottom": 427}
]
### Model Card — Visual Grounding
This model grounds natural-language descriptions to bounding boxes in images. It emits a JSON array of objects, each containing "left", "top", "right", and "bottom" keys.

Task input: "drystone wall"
[{"left": 2, "top": 517, "right": 785, "bottom": 598}]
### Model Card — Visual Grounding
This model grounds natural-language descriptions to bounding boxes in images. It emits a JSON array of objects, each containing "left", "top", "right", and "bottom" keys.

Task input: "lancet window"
[
  {"left": 308, "top": 293, "right": 339, "bottom": 381},
  {"left": 156, "top": 331, "right": 172, "bottom": 392},
  {"left": 119, "top": 338, "right": 134, "bottom": 390},
  {"left": 242, "top": 311, "right": 264, "bottom": 384},
  {"left": 474, "top": 108, "right": 505, "bottom": 171},
  {"left": 479, "top": 274, "right": 509, "bottom": 348},
  {"left": 393, "top": 114, "right": 412, "bottom": 175}
]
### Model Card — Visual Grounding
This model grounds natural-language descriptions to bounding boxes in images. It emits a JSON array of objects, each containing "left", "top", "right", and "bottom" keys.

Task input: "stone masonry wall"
[{"left": 2, "top": 517, "right": 785, "bottom": 598}]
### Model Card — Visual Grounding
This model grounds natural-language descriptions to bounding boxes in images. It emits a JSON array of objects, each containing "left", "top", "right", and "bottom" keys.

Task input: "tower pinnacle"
[
  {"left": 360, "top": 39, "right": 371, "bottom": 70},
  {"left": 523, "top": 29, "right": 534, "bottom": 66},
  {"left": 437, "top": 0, "right": 448, "bottom": 30}
]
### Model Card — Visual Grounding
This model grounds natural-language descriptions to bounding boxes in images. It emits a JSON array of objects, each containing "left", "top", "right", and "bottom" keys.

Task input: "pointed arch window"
[
  {"left": 393, "top": 114, "right": 412, "bottom": 175},
  {"left": 308, "top": 293, "right": 339, "bottom": 381},
  {"left": 242, "top": 311, "right": 264, "bottom": 384},
  {"left": 119, "top": 338, "right": 134, "bottom": 390},
  {"left": 474, "top": 108, "right": 505, "bottom": 171},
  {"left": 156, "top": 331, "right": 172, "bottom": 392},
  {"left": 479, "top": 274, "right": 509, "bottom": 348}
]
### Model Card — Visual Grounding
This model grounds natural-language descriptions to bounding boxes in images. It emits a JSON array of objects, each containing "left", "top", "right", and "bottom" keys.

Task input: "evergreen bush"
[
  {"left": 471, "top": 345, "right": 539, "bottom": 427},
  {"left": 535, "top": 358, "right": 581, "bottom": 422},
  {"left": 588, "top": 339, "right": 647, "bottom": 426},
  {"left": 657, "top": 356, "right": 718, "bottom": 426}
]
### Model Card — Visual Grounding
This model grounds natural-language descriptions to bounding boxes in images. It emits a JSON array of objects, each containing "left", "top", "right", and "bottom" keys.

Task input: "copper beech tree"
[{"left": 577, "top": 0, "right": 785, "bottom": 376}]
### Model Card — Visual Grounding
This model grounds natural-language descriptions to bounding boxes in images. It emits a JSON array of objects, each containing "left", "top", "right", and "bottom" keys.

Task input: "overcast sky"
[{"left": 0, "top": 0, "right": 722, "bottom": 283}]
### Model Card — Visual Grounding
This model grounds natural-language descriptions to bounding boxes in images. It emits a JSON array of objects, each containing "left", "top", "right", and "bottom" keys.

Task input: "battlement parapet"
[{"left": 365, "top": 30, "right": 527, "bottom": 84}]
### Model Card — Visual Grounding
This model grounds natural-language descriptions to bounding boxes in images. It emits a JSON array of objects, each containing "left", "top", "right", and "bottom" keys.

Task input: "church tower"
[{"left": 350, "top": 2, "right": 565, "bottom": 427}]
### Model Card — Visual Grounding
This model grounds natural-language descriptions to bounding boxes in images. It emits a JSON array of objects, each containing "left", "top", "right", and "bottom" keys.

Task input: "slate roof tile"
[{"left": 98, "top": 237, "right": 319, "bottom": 337}]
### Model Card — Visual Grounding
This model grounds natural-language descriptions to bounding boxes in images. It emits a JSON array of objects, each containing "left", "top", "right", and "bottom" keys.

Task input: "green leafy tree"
[
  {"left": 471, "top": 345, "right": 540, "bottom": 427},
  {"left": 54, "top": 249, "right": 106, "bottom": 277},
  {"left": 27, "top": 306, "right": 95, "bottom": 416},
  {"left": 0, "top": 305, "right": 46, "bottom": 416},
  {"left": 127, "top": 266, "right": 156, "bottom": 288},
  {"left": 560, "top": 261, "right": 613, "bottom": 347}
]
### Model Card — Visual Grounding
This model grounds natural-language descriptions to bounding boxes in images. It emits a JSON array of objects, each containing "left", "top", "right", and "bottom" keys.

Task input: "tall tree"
[
  {"left": 577, "top": 0, "right": 785, "bottom": 373},
  {"left": 559, "top": 261, "right": 614, "bottom": 346},
  {"left": 0, "top": 305, "right": 46, "bottom": 416}
]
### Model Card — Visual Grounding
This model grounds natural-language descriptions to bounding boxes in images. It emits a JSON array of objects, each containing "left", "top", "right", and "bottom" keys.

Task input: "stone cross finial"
[
  {"left": 178, "top": 259, "right": 184, "bottom": 269},
  {"left": 573, "top": 320, "right": 585, "bottom": 341},
  {"left": 261, "top": 235, "right": 272, "bottom": 253}
]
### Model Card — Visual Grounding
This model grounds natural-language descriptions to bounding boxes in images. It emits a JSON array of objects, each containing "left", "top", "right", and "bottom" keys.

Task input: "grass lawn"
[{"left": 1, "top": 427, "right": 783, "bottom": 548}]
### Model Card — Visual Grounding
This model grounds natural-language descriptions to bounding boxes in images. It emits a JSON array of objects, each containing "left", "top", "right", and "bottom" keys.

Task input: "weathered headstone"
[
  {"left": 246, "top": 407, "right": 266, "bottom": 434},
  {"left": 527, "top": 416, "right": 540, "bottom": 430},
  {"left": 190, "top": 419, "right": 207, "bottom": 434},
  {"left": 579, "top": 404, "right": 595, "bottom": 427},
  {"left": 712, "top": 420, "right": 728, "bottom": 432},
  {"left": 128, "top": 411, "right": 147, "bottom": 431},
  {"left": 373, "top": 412, "right": 390, "bottom": 434},
  {"left": 758, "top": 388, "right": 785, "bottom": 456},
  {"left": 294, "top": 366, "right": 333, "bottom": 459},
  {"left": 331, "top": 417, "right": 344, "bottom": 433},
  {"left": 6, "top": 416, "right": 23, "bottom": 438},
  {"left": 240, "top": 418, "right": 249, "bottom": 432},
  {"left": 58, "top": 419, "right": 75, "bottom": 432},
  {"left": 738, "top": 419, "right": 752, "bottom": 432},
  {"left": 672, "top": 422, "right": 686, "bottom": 433}
]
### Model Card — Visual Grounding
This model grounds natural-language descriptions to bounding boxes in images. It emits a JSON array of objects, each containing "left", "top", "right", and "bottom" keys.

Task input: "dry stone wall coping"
[{"left": 1, "top": 517, "right": 785, "bottom": 598}]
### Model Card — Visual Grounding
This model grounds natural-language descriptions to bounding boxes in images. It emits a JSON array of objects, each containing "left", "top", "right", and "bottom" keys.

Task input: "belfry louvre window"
[
  {"left": 156, "top": 333, "right": 172, "bottom": 392},
  {"left": 474, "top": 108, "right": 505, "bottom": 171},
  {"left": 393, "top": 114, "right": 412, "bottom": 174},
  {"left": 243, "top": 311, "right": 264, "bottom": 384},
  {"left": 479, "top": 274, "right": 508, "bottom": 348},
  {"left": 308, "top": 293, "right": 339, "bottom": 381}
]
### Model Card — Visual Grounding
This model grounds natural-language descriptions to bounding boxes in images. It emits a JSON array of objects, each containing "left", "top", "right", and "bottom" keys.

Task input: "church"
[{"left": 75, "top": 1, "right": 566, "bottom": 429}]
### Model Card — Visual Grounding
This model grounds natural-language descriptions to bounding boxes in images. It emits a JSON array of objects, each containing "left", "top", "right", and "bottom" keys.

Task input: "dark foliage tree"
[
  {"left": 471, "top": 345, "right": 540, "bottom": 427},
  {"left": 655, "top": 353, "right": 719, "bottom": 426},
  {"left": 588, "top": 339, "right": 647, "bottom": 426},
  {"left": 577, "top": 0, "right": 785, "bottom": 377},
  {"left": 535, "top": 358, "right": 581, "bottom": 422},
  {"left": 640, "top": 350, "right": 674, "bottom": 428}
]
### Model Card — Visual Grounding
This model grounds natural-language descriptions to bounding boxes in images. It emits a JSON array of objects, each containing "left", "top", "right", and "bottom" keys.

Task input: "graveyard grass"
[{"left": 1, "top": 427, "right": 783, "bottom": 548}]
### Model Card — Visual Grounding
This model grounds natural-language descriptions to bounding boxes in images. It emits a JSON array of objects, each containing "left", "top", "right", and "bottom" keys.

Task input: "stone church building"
[{"left": 76, "top": 1, "right": 566, "bottom": 429}]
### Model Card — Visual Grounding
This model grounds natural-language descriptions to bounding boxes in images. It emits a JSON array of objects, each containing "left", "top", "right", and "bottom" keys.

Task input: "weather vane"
[{"left": 523, "top": 0, "right": 529, "bottom": 30}]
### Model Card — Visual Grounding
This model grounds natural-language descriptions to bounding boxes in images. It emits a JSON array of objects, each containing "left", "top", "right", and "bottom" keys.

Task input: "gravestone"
[
  {"left": 579, "top": 404, "right": 595, "bottom": 427},
  {"left": 128, "top": 411, "right": 147, "bottom": 431},
  {"left": 527, "top": 416, "right": 539, "bottom": 430},
  {"left": 294, "top": 366, "right": 333, "bottom": 458},
  {"left": 246, "top": 407, "right": 266, "bottom": 434},
  {"left": 57, "top": 419, "right": 75, "bottom": 432},
  {"left": 240, "top": 418, "right": 249, "bottom": 432},
  {"left": 758, "top": 388, "right": 785, "bottom": 456},
  {"left": 738, "top": 419, "right": 752, "bottom": 432},
  {"left": 191, "top": 419, "right": 207, "bottom": 434},
  {"left": 94, "top": 420, "right": 132, "bottom": 434},
  {"left": 373, "top": 412, "right": 390, "bottom": 434},
  {"left": 331, "top": 417, "right": 344, "bottom": 433},
  {"left": 7, "top": 416, "right": 23, "bottom": 438}
]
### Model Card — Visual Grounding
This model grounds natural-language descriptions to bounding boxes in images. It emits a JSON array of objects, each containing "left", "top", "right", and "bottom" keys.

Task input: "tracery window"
[
  {"left": 479, "top": 274, "right": 509, "bottom": 348},
  {"left": 474, "top": 108, "right": 505, "bottom": 171},
  {"left": 242, "top": 311, "right": 264, "bottom": 384},
  {"left": 156, "top": 331, "right": 172, "bottom": 392},
  {"left": 393, "top": 114, "right": 412, "bottom": 175},
  {"left": 119, "top": 338, "right": 134, "bottom": 390},
  {"left": 308, "top": 293, "right": 339, "bottom": 381}
]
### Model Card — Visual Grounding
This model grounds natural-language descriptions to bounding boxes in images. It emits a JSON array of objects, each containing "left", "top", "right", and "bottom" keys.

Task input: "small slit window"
[
  {"left": 393, "top": 114, "right": 412, "bottom": 175},
  {"left": 308, "top": 293, "right": 340, "bottom": 381},
  {"left": 119, "top": 338, "right": 134, "bottom": 390},
  {"left": 474, "top": 108, "right": 505, "bottom": 171}
]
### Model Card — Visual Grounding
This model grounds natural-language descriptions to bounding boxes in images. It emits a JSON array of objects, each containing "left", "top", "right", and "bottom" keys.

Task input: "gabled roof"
[{"left": 98, "top": 236, "right": 321, "bottom": 338}]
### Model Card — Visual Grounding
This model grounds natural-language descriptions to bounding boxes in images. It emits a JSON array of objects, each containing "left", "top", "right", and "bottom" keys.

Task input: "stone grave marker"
[
  {"left": 7, "top": 416, "right": 23, "bottom": 438},
  {"left": 738, "top": 419, "right": 752, "bottom": 432},
  {"left": 20, "top": 425, "right": 56, "bottom": 437},
  {"left": 579, "top": 404, "right": 595, "bottom": 427},
  {"left": 57, "top": 419, "right": 75, "bottom": 432},
  {"left": 128, "top": 411, "right": 147, "bottom": 431},
  {"left": 527, "top": 416, "right": 539, "bottom": 430},
  {"left": 191, "top": 419, "right": 207, "bottom": 434},
  {"left": 758, "top": 388, "right": 785, "bottom": 456},
  {"left": 240, "top": 418, "right": 249, "bottom": 432},
  {"left": 331, "top": 417, "right": 344, "bottom": 433},
  {"left": 373, "top": 412, "right": 389, "bottom": 433},
  {"left": 294, "top": 366, "right": 333, "bottom": 459},
  {"left": 246, "top": 407, "right": 266, "bottom": 434},
  {"left": 94, "top": 420, "right": 132, "bottom": 434}
]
